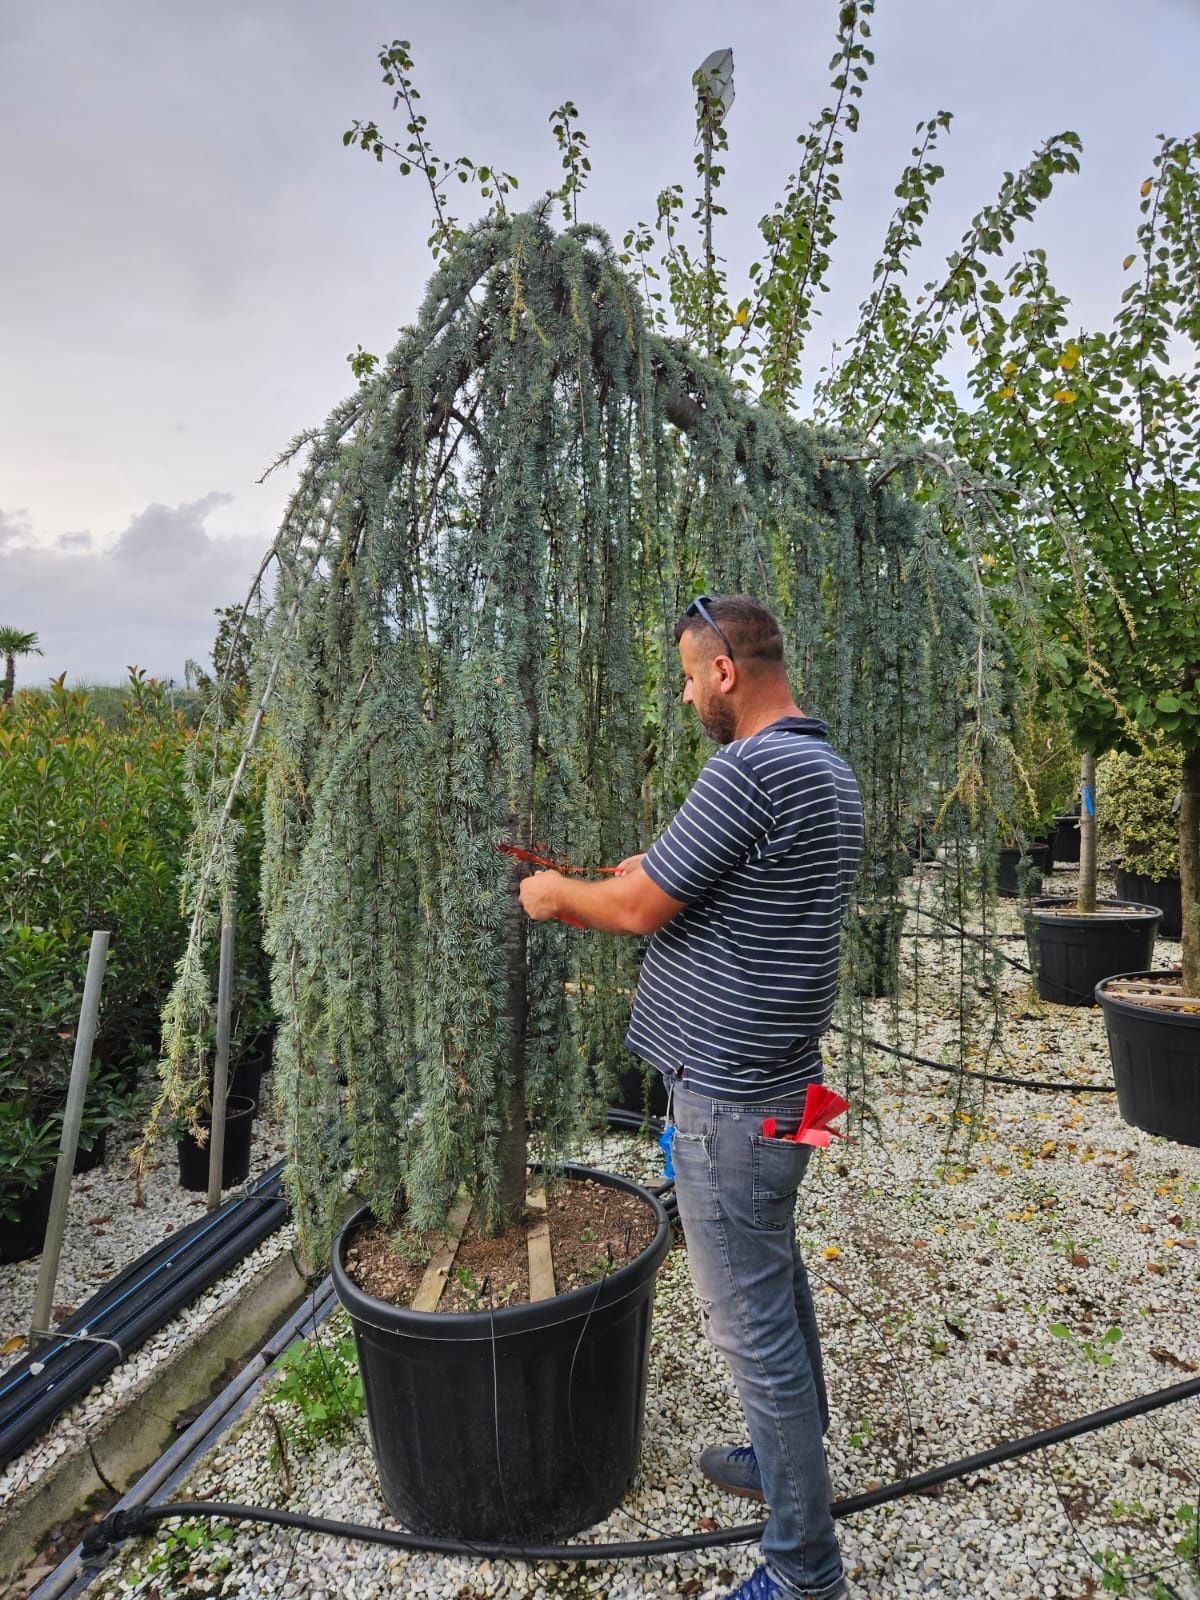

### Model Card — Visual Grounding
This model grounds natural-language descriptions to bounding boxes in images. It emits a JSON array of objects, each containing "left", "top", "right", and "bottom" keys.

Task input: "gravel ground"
[
  {"left": 0, "top": 1081, "right": 287, "bottom": 1354},
  {"left": 59, "top": 877, "right": 1200, "bottom": 1598}
]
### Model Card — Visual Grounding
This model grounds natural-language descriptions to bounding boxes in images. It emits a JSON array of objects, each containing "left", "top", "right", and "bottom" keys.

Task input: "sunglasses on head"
[{"left": 686, "top": 594, "right": 736, "bottom": 660}]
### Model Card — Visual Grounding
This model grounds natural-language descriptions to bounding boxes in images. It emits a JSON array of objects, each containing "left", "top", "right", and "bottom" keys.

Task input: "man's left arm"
[{"left": 519, "top": 863, "right": 682, "bottom": 935}]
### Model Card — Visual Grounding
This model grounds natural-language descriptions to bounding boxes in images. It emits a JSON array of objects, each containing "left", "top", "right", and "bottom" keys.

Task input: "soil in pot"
[
  {"left": 1096, "top": 971, "right": 1200, "bottom": 1147},
  {"left": 176, "top": 1094, "right": 256, "bottom": 1192},
  {"left": 1025, "top": 898, "right": 1162, "bottom": 1007},
  {"left": 1, "top": 1172, "right": 57, "bottom": 1265},
  {"left": 333, "top": 1167, "right": 671, "bottom": 1542},
  {"left": 1113, "top": 869, "right": 1183, "bottom": 940}
]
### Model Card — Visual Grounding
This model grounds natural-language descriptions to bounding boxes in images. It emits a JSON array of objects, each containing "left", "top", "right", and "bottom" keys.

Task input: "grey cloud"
[
  {"left": 0, "top": 509, "right": 33, "bottom": 547},
  {"left": 0, "top": 496, "right": 268, "bottom": 684},
  {"left": 112, "top": 492, "right": 234, "bottom": 572}
]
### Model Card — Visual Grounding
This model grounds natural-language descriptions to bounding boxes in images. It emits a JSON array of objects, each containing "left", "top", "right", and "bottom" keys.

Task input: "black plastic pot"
[
  {"left": 853, "top": 905, "right": 907, "bottom": 997},
  {"left": 332, "top": 1165, "right": 671, "bottom": 1542},
  {"left": 1033, "top": 830, "right": 1058, "bottom": 876},
  {"left": 1096, "top": 970, "right": 1200, "bottom": 1147},
  {"left": 73, "top": 1127, "right": 108, "bottom": 1174},
  {"left": 0, "top": 1172, "right": 56, "bottom": 1265},
  {"left": 1113, "top": 869, "right": 1183, "bottom": 940},
  {"left": 1053, "top": 813, "right": 1081, "bottom": 865},
  {"left": 1025, "top": 898, "right": 1162, "bottom": 1007},
  {"left": 996, "top": 844, "right": 1049, "bottom": 899},
  {"left": 610, "top": 1062, "right": 668, "bottom": 1119},
  {"left": 176, "top": 1095, "right": 256, "bottom": 1192}
]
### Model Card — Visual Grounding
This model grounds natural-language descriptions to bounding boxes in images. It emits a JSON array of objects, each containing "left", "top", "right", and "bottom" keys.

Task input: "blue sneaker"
[
  {"left": 699, "top": 1441, "right": 763, "bottom": 1501},
  {"left": 717, "top": 1566, "right": 783, "bottom": 1600},
  {"left": 718, "top": 1566, "right": 848, "bottom": 1600}
]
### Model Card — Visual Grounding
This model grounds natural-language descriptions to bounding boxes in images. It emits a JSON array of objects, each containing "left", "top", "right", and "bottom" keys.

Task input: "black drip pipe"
[
  {"left": 0, "top": 1163, "right": 288, "bottom": 1469},
  {"left": 81, "top": 1374, "right": 1200, "bottom": 1564},
  {"left": 832, "top": 1026, "right": 1116, "bottom": 1095}
]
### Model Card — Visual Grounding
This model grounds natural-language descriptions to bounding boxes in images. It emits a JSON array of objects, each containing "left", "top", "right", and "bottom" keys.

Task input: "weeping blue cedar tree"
[{"left": 154, "top": 210, "right": 1024, "bottom": 1264}]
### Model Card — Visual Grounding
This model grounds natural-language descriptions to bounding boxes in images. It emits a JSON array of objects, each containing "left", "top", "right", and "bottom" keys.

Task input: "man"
[{"left": 519, "top": 594, "right": 863, "bottom": 1600}]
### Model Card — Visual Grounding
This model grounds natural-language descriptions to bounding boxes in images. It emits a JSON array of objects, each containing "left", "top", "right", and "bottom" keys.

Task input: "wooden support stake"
[
  {"left": 527, "top": 1188, "right": 555, "bottom": 1302},
  {"left": 412, "top": 1193, "right": 474, "bottom": 1313}
]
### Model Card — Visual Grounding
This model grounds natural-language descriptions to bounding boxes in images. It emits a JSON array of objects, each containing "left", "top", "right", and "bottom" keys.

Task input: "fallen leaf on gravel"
[
  {"left": 1150, "top": 1347, "right": 1199, "bottom": 1373},
  {"left": 696, "top": 1517, "right": 718, "bottom": 1532},
  {"left": 1069, "top": 1253, "right": 1089, "bottom": 1268}
]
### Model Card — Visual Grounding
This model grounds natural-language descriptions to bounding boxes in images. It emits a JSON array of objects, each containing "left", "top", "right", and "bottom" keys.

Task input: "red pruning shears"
[
  {"left": 497, "top": 841, "right": 619, "bottom": 929},
  {"left": 762, "top": 1084, "right": 850, "bottom": 1147}
]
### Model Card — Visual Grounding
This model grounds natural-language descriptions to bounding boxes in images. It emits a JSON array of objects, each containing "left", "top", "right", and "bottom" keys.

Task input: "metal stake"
[
  {"left": 31, "top": 930, "right": 110, "bottom": 1349},
  {"left": 207, "top": 900, "right": 236, "bottom": 1210}
]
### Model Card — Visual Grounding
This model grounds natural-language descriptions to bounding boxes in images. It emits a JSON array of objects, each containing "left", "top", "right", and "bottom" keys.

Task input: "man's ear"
[{"left": 715, "top": 656, "right": 738, "bottom": 693}]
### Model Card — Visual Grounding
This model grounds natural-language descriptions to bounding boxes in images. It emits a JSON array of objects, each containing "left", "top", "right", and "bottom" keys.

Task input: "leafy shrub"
[{"left": 1097, "top": 737, "right": 1182, "bottom": 880}]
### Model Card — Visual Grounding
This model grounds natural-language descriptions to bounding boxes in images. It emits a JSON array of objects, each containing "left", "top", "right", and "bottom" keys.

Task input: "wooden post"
[
  {"left": 31, "top": 931, "right": 109, "bottom": 1347},
  {"left": 207, "top": 898, "right": 236, "bottom": 1210}
]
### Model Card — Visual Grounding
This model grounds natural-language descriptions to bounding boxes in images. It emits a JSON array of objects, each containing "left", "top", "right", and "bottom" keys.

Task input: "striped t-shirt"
[{"left": 626, "top": 716, "right": 864, "bottom": 1103}]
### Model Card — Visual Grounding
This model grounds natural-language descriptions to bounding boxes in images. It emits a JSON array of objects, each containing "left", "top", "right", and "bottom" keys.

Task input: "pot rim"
[
  {"left": 178, "top": 1093, "right": 258, "bottom": 1132},
  {"left": 1027, "top": 897, "right": 1163, "bottom": 928},
  {"left": 1095, "top": 967, "right": 1200, "bottom": 1021},
  {"left": 332, "top": 1162, "right": 671, "bottom": 1342}
]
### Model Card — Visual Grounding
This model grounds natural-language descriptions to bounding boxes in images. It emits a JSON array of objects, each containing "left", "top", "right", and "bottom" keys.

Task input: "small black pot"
[
  {"left": 1033, "top": 830, "right": 1058, "bottom": 876},
  {"left": 1025, "top": 898, "right": 1162, "bottom": 1007},
  {"left": 1096, "top": 970, "right": 1200, "bottom": 1147},
  {"left": 332, "top": 1165, "right": 671, "bottom": 1542},
  {"left": 996, "top": 844, "right": 1048, "bottom": 899},
  {"left": 1113, "top": 869, "right": 1183, "bottom": 940},
  {"left": 176, "top": 1095, "right": 256, "bottom": 1192},
  {"left": 73, "top": 1127, "right": 108, "bottom": 1174},
  {"left": 1053, "top": 813, "right": 1081, "bottom": 865},
  {"left": 611, "top": 1062, "right": 668, "bottom": 1120},
  {"left": 0, "top": 1172, "right": 57, "bottom": 1265},
  {"left": 853, "top": 905, "right": 906, "bottom": 998}
]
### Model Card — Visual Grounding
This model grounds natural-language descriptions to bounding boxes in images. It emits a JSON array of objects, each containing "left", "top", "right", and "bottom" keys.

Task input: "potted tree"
[
  {"left": 956, "top": 131, "right": 1199, "bottom": 1132},
  {"left": 1099, "top": 737, "right": 1184, "bottom": 939}
]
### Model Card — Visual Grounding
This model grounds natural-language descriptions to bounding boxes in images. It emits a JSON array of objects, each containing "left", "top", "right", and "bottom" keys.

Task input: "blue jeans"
[{"left": 670, "top": 1076, "right": 846, "bottom": 1600}]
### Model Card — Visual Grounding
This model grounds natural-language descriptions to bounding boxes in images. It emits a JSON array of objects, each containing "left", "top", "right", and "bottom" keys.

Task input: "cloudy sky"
[{"left": 2, "top": 0, "right": 1197, "bottom": 684}]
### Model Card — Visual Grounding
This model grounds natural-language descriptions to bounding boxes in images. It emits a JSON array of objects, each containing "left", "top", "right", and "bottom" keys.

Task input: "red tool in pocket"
[{"left": 761, "top": 1084, "right": 850, "bottom": 1148}]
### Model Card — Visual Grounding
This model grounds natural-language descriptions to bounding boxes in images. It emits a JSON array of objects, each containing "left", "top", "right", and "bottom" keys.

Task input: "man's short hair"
[{"left": 674, "top": 594, "right": 785, "bottom": 673}]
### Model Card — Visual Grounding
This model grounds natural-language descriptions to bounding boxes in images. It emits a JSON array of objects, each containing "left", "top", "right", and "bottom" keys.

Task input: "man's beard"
[{"left": 697, "top": 700, "right": 737, "bottom": 744}]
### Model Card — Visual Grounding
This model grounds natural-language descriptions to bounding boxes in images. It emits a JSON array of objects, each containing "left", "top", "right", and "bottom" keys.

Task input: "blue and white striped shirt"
[{"left": 626, "top": 717, "right": 863, "bottom": 1103}]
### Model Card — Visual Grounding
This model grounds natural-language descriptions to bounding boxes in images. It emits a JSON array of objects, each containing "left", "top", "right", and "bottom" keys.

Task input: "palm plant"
[{"left": 0, "top": 628, "right": 43, "bottom": 705}]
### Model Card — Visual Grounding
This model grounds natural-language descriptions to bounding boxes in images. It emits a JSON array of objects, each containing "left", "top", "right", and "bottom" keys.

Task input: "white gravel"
[
  {"left": 59, "top": 875, "right": 1200, "bottom": 1597},
  {"left": 0, "top": 1081, "right": 287, "bottom": 1353}
]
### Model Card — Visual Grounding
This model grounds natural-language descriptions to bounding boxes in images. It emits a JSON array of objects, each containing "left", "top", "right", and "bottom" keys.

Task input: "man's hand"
[
  {"left": 614, "top": 852, "right": 646, "bottom": 876},
  {"left": 519, "top": 869, "right": 563, "bottom": 922}
]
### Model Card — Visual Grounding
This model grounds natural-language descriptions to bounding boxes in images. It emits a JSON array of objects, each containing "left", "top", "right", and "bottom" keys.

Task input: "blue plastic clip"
[
  {"left": 1082, "top": 782, "right": 1095, "bottom": 818},
  {"left": 658, "top": 1124, "right": 675, "bottom": 1181}
]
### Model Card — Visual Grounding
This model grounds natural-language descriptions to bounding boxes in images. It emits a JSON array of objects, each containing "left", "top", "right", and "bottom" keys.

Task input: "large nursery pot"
[
  {"left": 996, "top": 843, "right": 1048, "bottom": 899},
  {"left": 1096, "top": 971, "right": 1200, "bottom": 1147},
  {"left": 332, "top": 1164, "right": 672, "bottom": 1542},
  {"left": 1053, "top": 812, "right": 1082, "bottom": 865},
  {"left": 1113, "top": 868, "right": 1183, "bottom": 940},
  {"left": 1025, "top": 898, "right": 1162, "bottom": 1007},
  {"left": 0, "top": 1172, "right": 57, "bottom": 1265},
  {"left": 176, "top": 1094, "right": 256, "bottom": 1192}
]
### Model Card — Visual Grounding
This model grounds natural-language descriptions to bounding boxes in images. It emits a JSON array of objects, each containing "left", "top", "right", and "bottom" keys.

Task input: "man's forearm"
[{"left": 520, "top": 864, "right": 682, "bottom": 935}]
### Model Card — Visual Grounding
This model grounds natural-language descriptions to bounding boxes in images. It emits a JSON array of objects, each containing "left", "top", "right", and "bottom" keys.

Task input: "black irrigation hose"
[
  {"left": 82, "top": 1374, "right": 1200, "bottom": 1564},
  {"left": 833, "top": 1027, "right": 1116, "bottom": 1095},
  {"left": 0, "top": 1162, "right": 288, "bottom": 1469}
]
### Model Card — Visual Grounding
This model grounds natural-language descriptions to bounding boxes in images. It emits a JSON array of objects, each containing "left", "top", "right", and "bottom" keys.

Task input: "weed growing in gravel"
[
  {"left": 131, "top": 1519, "right": 234, "bottom": 1594},
  {"left": 268, "top": 1332, "right": 365, "bottom": 1452},
  {"left": 1049, "top": 1320, "right": 1124, "bottom": 1367}
]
